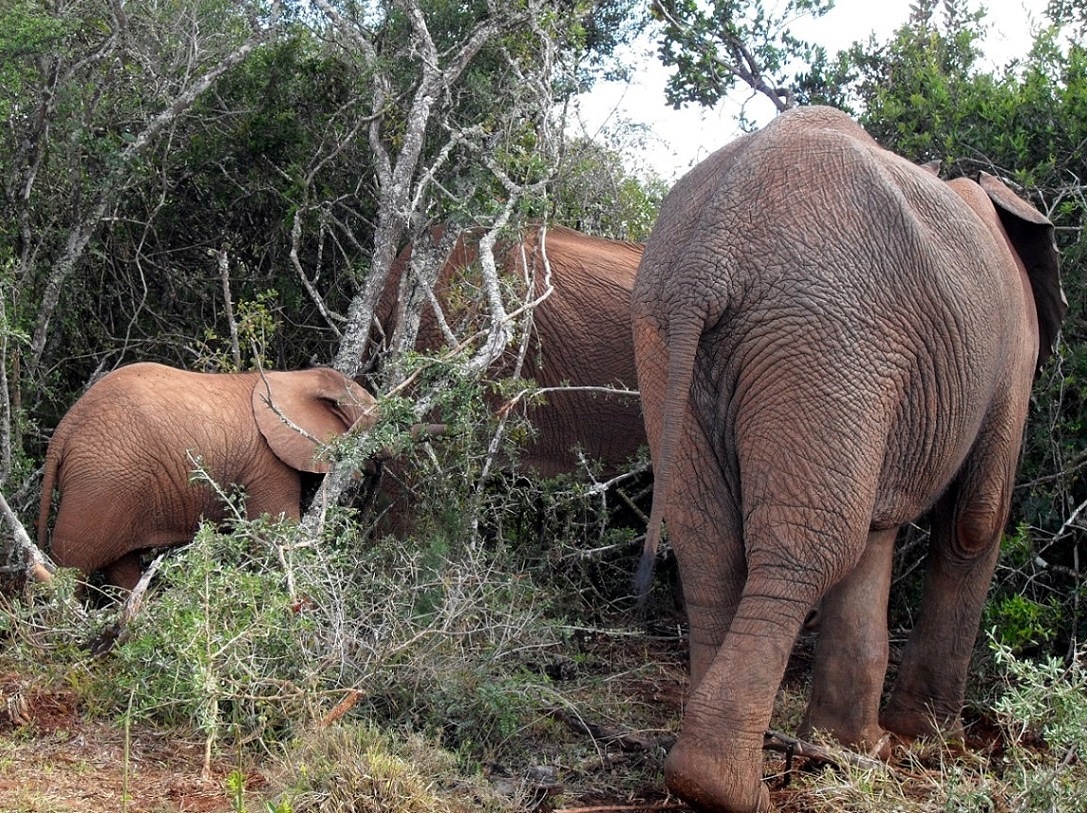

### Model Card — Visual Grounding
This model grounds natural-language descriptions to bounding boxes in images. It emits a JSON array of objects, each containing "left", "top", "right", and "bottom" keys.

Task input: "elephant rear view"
[
  {"left": 632, "top": 106, "right": 1065, "bottom": 813},
  {"left": 38, "top": 363, "right": 378, "bottom": 590}
]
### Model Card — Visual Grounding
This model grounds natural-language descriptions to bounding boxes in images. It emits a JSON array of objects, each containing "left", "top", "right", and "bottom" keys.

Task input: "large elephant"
[
  {"left": 373, "top": 224, "right": 645, "bottom": 477},
  {"left": 631, "top": 106, "right": 1065, "bottom": 813},
  {"left": 38, "top": 363, "right": 378, "bottom": 589}
]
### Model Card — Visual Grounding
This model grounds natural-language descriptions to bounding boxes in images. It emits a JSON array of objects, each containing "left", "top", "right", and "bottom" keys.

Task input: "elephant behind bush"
[
  {"left": 372, "top": 225, "right": 646, "bottom": 478},
  {"left": 38, "top": 363, "right": 378, "bottom": 588}
]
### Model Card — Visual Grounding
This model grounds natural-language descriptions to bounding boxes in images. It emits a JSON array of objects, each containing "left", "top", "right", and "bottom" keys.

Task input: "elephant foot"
[
  {"left": 880, "top": 696, "right": 964, "bottom": 742},
  {"left": 798, "top": 716, "right": 891, "bottom": 760},
  {"left": 664, "top": 735, "right": 771, "bottom": 813}
]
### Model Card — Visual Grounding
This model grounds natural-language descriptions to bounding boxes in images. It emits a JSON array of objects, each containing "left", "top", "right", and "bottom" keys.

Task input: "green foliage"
[
  {"left": 831, "top": 0, "right": 990, "bottom": 161},
  {"left": 197, "top": 290, "right": 283, "bottom": 372},
  {"left": 654, "top": 0, "right": 833, "bottom": 115},
  {"left": 985, "top": 637, "right": 1087, "bottom": 811},
  {"left": 985, "top": 593, "right": 1063, "bottom": 653},
  {"left": 88, "top": 407, "right": 573, "bottom": 756},
  {"left": 992, "top": 637, "right": 1087, "bottom": 753},
  {"left": 105, "top": 521, "right": 306, "bottom": 742},
  {"left": 0, "top": 1, "right": 69, "bottom": 120},
  {"left": 555, "top": 0, "right": 647, "bottom": 93},
  {"left": 550, "top": 137, "right": 665, "bottom": 241},
  {"left": 0, "top": 568, "right": 110, "bottom": 666},
  {"left": 1047, "top": 0, "right": 1087, "bottom": 32}
]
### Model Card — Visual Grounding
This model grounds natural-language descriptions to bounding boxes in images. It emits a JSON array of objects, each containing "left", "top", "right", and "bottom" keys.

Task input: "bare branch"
[
  {"left": 216, "top": 249, "right": 242, "bottom": 370},
  {"left": 290, "top": 208, "right": 344, "bottom": 335},
  {"left": 0, "top": 489, "right": 54, "bottom": 583},
  {"left": 330, "top": 0, "right": 533, "bottom": 378},
  {"left": 26, "top": 15, "right": 278, "bottom": 373}
]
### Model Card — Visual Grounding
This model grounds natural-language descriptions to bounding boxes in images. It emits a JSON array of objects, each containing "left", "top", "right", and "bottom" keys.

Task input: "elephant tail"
[
  {"left": 37, "top": 441, "right": 60, "bottom": 551},
  {"left": 634, "top": 312, "right": 703, "bottom": 605}
]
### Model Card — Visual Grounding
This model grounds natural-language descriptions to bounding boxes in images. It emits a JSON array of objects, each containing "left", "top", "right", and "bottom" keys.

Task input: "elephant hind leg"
[
  {"left": 800, "top": 526, "right": 896, "bottom": 753},
  {"left": 102, "top": 551, "right": 145, "bottom": 591},
  {"left": 668, "top": 515, "right": 874, "bottom": 813},
  {"left": 667, "top": 559, "right": 836, "bottom": 813},
  {"left": 882, "top": 456, "right": 1012, "bottom": 739}
]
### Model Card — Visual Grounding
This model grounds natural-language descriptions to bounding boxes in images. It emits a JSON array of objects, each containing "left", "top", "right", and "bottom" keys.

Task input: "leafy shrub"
[{"left": 991, "top": 637, "right": 1087, "bottom": 753}]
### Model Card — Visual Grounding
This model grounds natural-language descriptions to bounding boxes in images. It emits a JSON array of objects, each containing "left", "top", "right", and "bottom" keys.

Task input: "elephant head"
[
  {"left": 631, "top": 105, "right": 1064, "bottom": 813},
  {"left": 38, "top": 363, "right": 379, "bottom": 590}
]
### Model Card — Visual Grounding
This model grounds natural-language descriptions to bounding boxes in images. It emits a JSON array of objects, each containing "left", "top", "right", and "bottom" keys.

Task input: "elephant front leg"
[
  {"left": 103, "top": 551, "right": 146, "bottom": 592},
  {"left": 800, "top": 526, "right": 896, "bottom": 753}
]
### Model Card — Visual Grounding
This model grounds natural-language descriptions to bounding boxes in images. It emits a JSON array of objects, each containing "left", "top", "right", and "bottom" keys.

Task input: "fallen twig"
[
  {"left": 319, "top": 688, "right": 364, "bottom": 728},
  {"left": 764, "top": 728, "right": 887, "bottom": 771},
  {"left": 548, "top": 707, "right": 674, "bottom": 752},
  {"left": 551, "top": 704, "right": 891, "bottom": 775},
  {"left": 551, "top": 706, "right": 888, "bottom": 774}
]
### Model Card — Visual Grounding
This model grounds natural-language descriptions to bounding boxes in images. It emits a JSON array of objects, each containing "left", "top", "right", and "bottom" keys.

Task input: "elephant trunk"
[{"left": 635, "top": 312, "right": 704, "bottom": 603}]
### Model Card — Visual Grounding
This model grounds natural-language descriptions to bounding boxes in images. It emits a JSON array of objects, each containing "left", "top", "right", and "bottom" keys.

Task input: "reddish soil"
[{"left": 0, "top": 673, "right": 265, "bottom": 813}]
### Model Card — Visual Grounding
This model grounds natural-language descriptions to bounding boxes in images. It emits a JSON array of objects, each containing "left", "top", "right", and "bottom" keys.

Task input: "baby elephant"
[{"left": 37, "top": 362, "right": 378, "bottom": 589}]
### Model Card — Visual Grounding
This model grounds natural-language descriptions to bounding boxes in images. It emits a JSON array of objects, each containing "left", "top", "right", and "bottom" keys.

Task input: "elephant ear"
[
  {"left": 253, "top": 369, "right": 379, "bottom": 473},
  {"left": 978, "top": 172, "right": 1067, "bottom": 372}
]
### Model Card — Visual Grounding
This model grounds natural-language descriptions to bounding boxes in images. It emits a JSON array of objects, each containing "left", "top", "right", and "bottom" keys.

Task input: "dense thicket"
[{"left": 3, "top": 0, "right": 1084, "bottom": 653}]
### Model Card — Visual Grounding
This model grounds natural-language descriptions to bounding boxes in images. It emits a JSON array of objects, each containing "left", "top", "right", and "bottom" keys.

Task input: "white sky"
[{"left": 570, "top": 0, "right": 1050, "bottom": 180}]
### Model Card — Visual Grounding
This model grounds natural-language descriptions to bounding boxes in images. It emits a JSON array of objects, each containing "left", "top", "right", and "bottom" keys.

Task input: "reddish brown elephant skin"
[
  {"left": 373, "top": 225, "right": 646, "bottom": 478},
  {"left": 632, "top": 106, "right": 1065, "bottom": 813},
  {"left": 38, "top": 363, "right": 377, "bottom": 589}
]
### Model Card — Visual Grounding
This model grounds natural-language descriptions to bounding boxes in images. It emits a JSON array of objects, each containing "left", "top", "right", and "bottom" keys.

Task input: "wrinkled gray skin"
[
  {"left": 632, "top": 106, "right": 1065, "bottom": 813},
  {"left": 374, "top": 225, "right": 646, "bottom": 477},
  {"left": 38, "top": 363, "right": 378, "bottom": 589}
]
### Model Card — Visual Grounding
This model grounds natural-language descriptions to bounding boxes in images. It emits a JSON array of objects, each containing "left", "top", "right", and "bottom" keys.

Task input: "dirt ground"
[
  {"left": 0, "top": 629, "right": 1014, "bottom": 813},
  {"left": 0, "top": 671, "right": 268, "bottom": 813},
  {"left": 0, "top": 639, "right": 812, "bottom": 813},
  {"left": 0, "top": 657, "right": 691, "bottom": 813}
]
